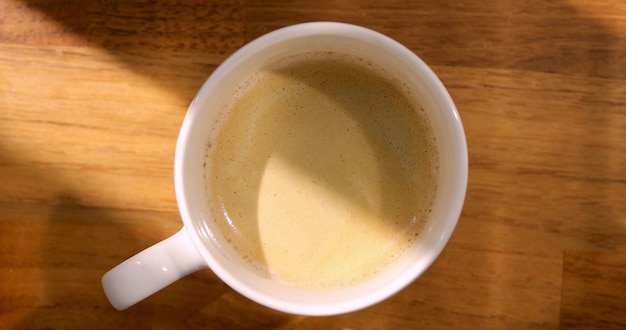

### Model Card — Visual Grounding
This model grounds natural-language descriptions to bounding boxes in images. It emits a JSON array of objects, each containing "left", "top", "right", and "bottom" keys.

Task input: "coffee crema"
[{"left": 204, "top": 51, "right": 439, "bottom": 289}]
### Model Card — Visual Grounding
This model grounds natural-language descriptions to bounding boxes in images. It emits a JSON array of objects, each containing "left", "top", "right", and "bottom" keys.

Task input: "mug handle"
[{"left": 101, "top": 227, "right": 208, "bottom": 310}]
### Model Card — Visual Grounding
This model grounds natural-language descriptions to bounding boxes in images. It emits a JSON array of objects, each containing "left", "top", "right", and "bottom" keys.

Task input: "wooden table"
[{"left": 1, "top": 1, "right": 625, "bottom": 328}]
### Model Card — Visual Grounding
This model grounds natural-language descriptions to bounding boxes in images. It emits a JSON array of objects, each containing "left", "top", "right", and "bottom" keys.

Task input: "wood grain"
[
  {"left": 1, "top": 0, "right": 625, "bottom": 329},
  {"left": 561, "top": 252, "right": 626, "bottom": 329}
]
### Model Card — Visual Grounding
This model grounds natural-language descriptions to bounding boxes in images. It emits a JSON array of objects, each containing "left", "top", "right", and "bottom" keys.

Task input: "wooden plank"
[{"left": 561, "top": 252, "right": 626, "bottom": 329}]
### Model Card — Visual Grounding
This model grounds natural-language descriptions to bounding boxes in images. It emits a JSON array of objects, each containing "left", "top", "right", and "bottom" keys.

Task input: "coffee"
[{"left": 204, "top": 51, "right": 438, "bottom": 289}]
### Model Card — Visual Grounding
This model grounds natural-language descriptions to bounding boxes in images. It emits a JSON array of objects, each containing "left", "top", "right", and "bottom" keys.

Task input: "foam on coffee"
[{"left": 204, "top": 51, "right": 439, "bottom": 289}]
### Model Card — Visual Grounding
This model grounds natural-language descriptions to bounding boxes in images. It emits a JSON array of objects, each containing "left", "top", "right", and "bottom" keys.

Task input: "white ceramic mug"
[{"left": 102, "top": 22, "right": 467, "bottom": 316}]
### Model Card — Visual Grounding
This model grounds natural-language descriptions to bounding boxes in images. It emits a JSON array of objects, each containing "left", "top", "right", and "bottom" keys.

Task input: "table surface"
[{"left": 1, "top": 0, "right": 625, "bottom": 329}]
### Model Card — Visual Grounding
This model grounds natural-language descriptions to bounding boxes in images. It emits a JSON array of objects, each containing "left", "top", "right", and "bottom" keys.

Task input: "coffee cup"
[{"left": 102, "top": 22, "right": 467, "bottom": 316}]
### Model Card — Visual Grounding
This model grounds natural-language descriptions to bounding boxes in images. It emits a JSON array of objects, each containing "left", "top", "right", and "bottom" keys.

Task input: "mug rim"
[{"left": 174, "top": 21, "right": 468, "bottom": 315}]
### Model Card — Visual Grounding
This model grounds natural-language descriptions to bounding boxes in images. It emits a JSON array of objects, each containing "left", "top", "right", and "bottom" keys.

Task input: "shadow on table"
[
  {"left": 6, "top": 0, "right": 625, "bottom": 328},
  {"left": 12, "top": 191, "right": 296, "bottom": 329}
]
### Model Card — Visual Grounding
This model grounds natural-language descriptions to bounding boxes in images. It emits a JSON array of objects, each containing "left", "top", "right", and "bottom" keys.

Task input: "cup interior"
[{"left": 174, "top": 22, "right": 467, "bottom": 316}]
